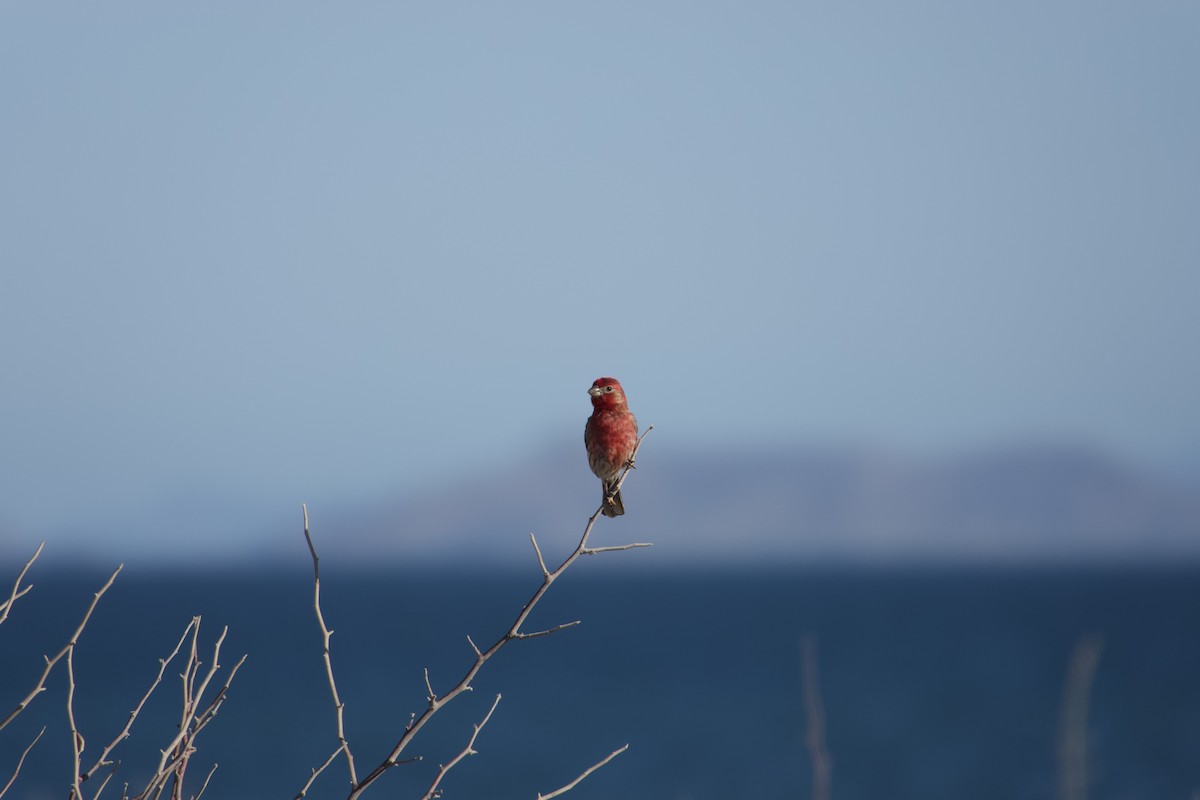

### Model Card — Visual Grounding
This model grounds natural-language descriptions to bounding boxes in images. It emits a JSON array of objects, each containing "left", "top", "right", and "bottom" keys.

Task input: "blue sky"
[{"left": 2, "top": 2, "right": 1198, "bottom": 558}]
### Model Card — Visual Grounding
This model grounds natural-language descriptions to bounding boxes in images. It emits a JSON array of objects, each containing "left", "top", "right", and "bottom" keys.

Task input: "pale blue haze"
[{"left": 2, "top": 2, "right": 1198, "bottom": 559}]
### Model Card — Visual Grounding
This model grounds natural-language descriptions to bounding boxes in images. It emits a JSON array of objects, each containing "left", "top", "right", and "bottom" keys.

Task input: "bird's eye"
[{"left": 604, "top": 386, "right": 614, "bottom": 392}]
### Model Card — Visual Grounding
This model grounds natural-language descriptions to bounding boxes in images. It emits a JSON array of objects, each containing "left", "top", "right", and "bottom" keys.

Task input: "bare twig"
[
  {"left": 67, "top": 645, "right": 84, "bottom": 800},
  {"left": 529, "top": 533, "right": 549, "bottom": 577},
  {"left": 800, "top": 637, "right": 832, "bottom": 800},
  {"left": 300, "top": 426, "right": 652, "bottom": 799},
  {"left": 191, "top": 764, "right": 218, "bottom": 800},
  {"left": 510, "top": 621, "right": 581, "bottom": 640},
  {"left": 419, "top": 694, "right": 502, "bottom": 800},
  {"left": 0, "top": 726, "right": 44, "bottom": 799},
  {"left": 194, "top": 652, "right": 246, "bottom": 734},
  {"left": 536, "top": 744, "right": 630, "bottom": 800},
  {"left": 191, "top": 653, "right": 247, "bottom": 736},
  {"left": 91, "top": 762, "right": 119, "bottom": 800},
  {"left": 581, "top": 542, "right": 653, "bottom": 555},
  {"left": 303, "top": 504, "right": 359, "bottom": 788},
  {"left": 0, "top": 564, "right": 123, "bottom": 733},
  {"left": 0, "top": 541, "right": 43, "bottom": 626},
  {"left": 1059, "top": 635, "right": 1102, "bottom": 800},
  {"left": 294, "top": 747, "right": 346, "bottom": 800},
  {"left": 154, "top": 619, "right": 203, "bottom": 800},
  {"left": 343, "top": 427, "right": 653, "bottom": 799}
]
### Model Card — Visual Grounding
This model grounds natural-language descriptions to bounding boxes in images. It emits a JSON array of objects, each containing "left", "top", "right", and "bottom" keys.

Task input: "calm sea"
[{"left": 2, "top": 565, "right": 1198, "bottom": 799}]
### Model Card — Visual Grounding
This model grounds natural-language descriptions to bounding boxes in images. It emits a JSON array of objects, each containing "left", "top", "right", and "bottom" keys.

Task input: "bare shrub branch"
[
  {"left": 509, "top": 621, "right": 581, "bottom": 640},
  {"left": 0, "top": 542, "right": 43, "bottom": 627},
  {"left": 90, "top": 763, "right": 119, "bottom": 800},
  {"left": 0, "top": 556, "right": 243, "bottom": 800},
  {"left": 423, "top": 668, "right": 438, "bottom": 703},
  {"left": 294, "top": 746, "right": 346, "bottom": 800},
  {"left": 1059, "top": 635, "right": 1103, "bottom": 800},
  {"left": 67, "top": 645, "right": 84, "bottom": 799},
  {"left": 801, "top": 637, "right": 832, "bottom": 800},
  {"left": 193, "top": 651, "right": 247, "bottom": 737},
  {"left": 529, "top": 533, "right": 549, "bottom": 577},
  {"left": 419, "top": 693, "right": 502, "bottom": 800},
  {"left": 192, "top": 763, "right": 218, "bottom": 800},
  {"left": 303, "top": 503, "right": 358, "bottom": 789},
  {"left": 0, "top": 726, "right": 44, "bottom": 799},
  {"left": 301, "top": 426, "right": 653, "bottom": 800},
  {"left": 536, "top": 744, "right": 630, "bottom": 800},
  {"left": 581, "top": 542, "right": 653, "bottom": 555},
  {"left": 0, "top": 564, "right": 123, "bottom": 733}
]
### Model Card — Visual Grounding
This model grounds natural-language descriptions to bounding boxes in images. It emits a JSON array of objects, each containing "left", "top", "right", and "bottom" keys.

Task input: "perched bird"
[{"left": 584, "top": 377, "right": 639, "bottom": 517}]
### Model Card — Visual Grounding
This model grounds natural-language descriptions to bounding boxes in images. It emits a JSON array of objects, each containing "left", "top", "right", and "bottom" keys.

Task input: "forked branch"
[
  {"left": 303, "top": 426, "right": 653, "bottom": 800},
  {"left": 302, "top": 504, "right": 358, "bottom": 789},
  {"left": 2, "top": 552, "right": 241, "bottom": 800},
  {"left": 0, "top": 542, "right": 43, "bottom": 627},
  {"left": 418, "top": 694, "right": 502, "bottom": 800},
  {"left": 0, "top": 564, "right": 122, "bottom": 734}
]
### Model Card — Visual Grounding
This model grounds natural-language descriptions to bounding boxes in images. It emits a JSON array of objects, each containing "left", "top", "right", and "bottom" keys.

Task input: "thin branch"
[
  {"left": 536, "top": 744, "right": 630, "bottom": 800},
  {"left": 529, "top": 533, "right": 549, "bottom": 577},
  {"left": 419, "top": 694, "right": 502, "bottom": 800},
  {"left": 294, "top": 746, "right": 346, "bottom": 800},
  {"left": 425, "top": 669, "right": 439, "bottom": 702},
  {"left": 0, "top": 541, "right": 43, "bottom": 626},
  {"left": 67, "top": 644, "right": 84, "bottom": 800},
  {"left": 192, "top": 653, "right": 247, "bottom": 735},
  {"left": 509, "top": 621, "right": 581, "bottom": 640},
  {"left": 0, "top": 564, "right": 123, "bottom": 733},
  {"left": 339, "top": 426, "right": 653, "bottom": 799},
  {"left": 304, "top": 504, "right": 359, "bottom": 788},
  {"left": 0, "top": 726, "right": 44, "bottom": 799},
  {"left": 581, "top": 542, "right": 653, "bottom": 555},
  {"left": 800, "top": 637, "right": 832, "bottom": 800},
  {"left": 1059, "top": 635, "right": 1102, "bottom": 800},
  {"left": 190, "top": 764, "right": 218, "bottom": 800},
  {"left": 152, "top": 769, "right": 171, "bottom": 800},
  {"left": 90, "top": 760, "right": 119, "bottom": 800},
  {"left": 148, "top": 619, "right": 202, "bottom": 799}
]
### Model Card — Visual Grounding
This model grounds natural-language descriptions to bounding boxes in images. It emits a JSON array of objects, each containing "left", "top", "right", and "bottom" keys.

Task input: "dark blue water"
[{"left": 2, "top": 565, "right": 1199, "bottom": 799}]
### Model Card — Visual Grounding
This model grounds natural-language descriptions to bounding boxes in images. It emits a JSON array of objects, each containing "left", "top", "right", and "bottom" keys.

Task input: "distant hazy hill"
[
  {"left": 328, "top": 443, "right": 1200, "bottom": 566},
  {"left": 4, "top": 442, "right": 1195, "bottom": 567}
]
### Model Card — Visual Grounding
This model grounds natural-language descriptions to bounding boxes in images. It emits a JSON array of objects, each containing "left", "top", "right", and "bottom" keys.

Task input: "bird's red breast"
[{"left": 584, "top": 377, "right": 638, "bottom": 482}]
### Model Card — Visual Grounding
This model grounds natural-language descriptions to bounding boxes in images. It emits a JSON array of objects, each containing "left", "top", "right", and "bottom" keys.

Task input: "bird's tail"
[{"left": 602, "top": 482, "right": 625, "bottom": 517}]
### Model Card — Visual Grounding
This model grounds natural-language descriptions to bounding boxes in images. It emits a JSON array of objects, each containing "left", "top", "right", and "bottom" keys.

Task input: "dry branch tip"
[{"left": 537, "top": 743, "right": 630, "bottom": 800}]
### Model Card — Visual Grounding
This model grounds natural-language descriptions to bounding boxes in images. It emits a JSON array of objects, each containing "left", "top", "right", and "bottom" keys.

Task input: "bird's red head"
[{"left": 588, "top": 377, "right": 627, "bottom": 409}]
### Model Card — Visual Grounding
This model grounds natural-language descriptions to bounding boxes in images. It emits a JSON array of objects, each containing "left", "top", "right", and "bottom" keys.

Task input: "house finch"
[{"left": 584, "top": 377, "right": 639, "bottom": 517}]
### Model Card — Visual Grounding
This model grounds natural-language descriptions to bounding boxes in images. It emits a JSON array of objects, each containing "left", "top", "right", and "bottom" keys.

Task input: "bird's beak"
[{"left": 588, "top": 386, "right": 603, "bottom": 397}]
